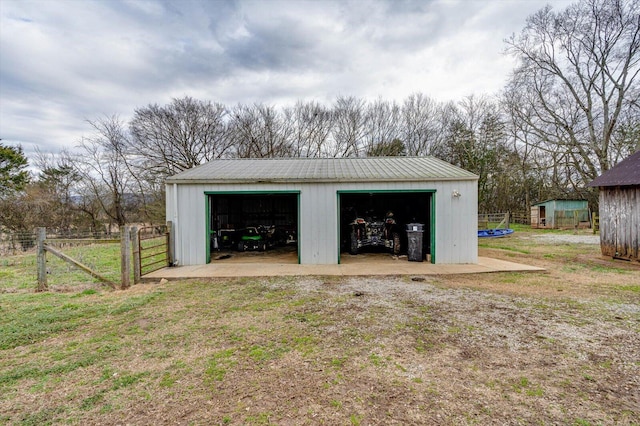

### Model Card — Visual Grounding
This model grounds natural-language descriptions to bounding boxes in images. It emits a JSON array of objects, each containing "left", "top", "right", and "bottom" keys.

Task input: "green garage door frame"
[
  {"left": 205, "top": 191, "right": 301, "bottom": 264},
  {"left": 336, "top": 190, "right": 436, "bottom": 264}
]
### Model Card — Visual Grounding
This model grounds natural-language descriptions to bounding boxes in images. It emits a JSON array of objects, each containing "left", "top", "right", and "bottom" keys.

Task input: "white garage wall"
[{"left": 166, "top": 179, "right": 478, "bottom": 266}]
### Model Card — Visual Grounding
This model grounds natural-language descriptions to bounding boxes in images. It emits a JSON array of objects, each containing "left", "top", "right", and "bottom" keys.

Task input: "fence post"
[
  {"left": 166, "top": 221, "right": 174, "bottom": 266},
  {"left": 131, "top": 225, "right": 141, "bottom": 284},
  {"left": 36, "top": 227, "right": 48, "bottom": 292},
  {"left": 120, "top": 226, "right": 131, "bottom": 289}
]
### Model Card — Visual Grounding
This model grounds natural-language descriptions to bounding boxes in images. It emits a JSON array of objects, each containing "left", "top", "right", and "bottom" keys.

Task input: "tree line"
[{"left": 1, "top": 0, "right": 638, "bottom": 241}]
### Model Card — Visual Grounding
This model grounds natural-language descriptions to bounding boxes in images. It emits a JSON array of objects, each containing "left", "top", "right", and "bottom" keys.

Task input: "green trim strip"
[
  {"left": 430, "top": 192, "right": 436, "bottom": 264},
  {"left": 204, "top": 190, "right": 301, "bottom": 195},
  {"left": 204, "top": 190, "right": 301, "bottom": 265},
  {"left": 205, "top": 195, "right": 211, "bottom": 264},
  {"left": 336, "top": 189, "right": 437, "bottom": 194},
  {"left": 336, "top": 192, "right": 341, "bottom": 264},
  {"left": 336, "top": 189, "right": 436, "bottom": 264},
  {"left": 296, "top": 193, "right": 301, "bottom": 264}
]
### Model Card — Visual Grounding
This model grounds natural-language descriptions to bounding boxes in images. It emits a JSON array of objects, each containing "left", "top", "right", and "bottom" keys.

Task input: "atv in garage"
[{"left": 349, "top": 212, "right": 401, "bottom": 255}]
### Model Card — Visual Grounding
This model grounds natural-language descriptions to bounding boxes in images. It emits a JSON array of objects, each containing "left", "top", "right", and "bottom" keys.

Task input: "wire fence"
[
  {"left": 1, "top": 229, "right": 120, "bottom": 256},
  {"left": 2, "top": 226, "right": 171, "bottom": 293},
  {"left": 1, "top": 228, "right": 123, "bottom": 293},
  {"left": 1, "top": 231, "right": 37, "bottom": 256}
]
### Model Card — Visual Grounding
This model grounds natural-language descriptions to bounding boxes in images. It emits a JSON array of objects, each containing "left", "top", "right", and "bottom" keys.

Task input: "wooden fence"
[
  {"left": 477, "top": 213, "right": 510, "bottom": 229},
  {"left": 35, "top": 223, "right": 172, "bottom": 292},
  {"left": 554, "top": 209, "right": 590, "bottom": 229},
  {"left": 592, "top": 212, "right": 599, "bottom": 234},
  {"left": 509, "top": 213, "right": 530, "bottom": 225},
  {"left": 36, "top": 227, "right": 120, "bottom": 291}
]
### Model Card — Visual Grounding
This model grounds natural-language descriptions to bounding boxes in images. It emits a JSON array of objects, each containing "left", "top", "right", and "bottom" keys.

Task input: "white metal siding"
[
  {"left": 434, "top": 180, "right": 478, "bottom": 263},
  {"left": 168, "top": 179, "right": 477, "bottom": 266},
  {"left": 300, "top": 183, "right": 338, "bottom": 264}
]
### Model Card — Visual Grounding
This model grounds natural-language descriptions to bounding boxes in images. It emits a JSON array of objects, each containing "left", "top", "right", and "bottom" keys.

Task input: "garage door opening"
[
  {"left": 206, "top": 192, "right": 299, "bottom": 264},
  {"left": 338, "top": 191, "right": 434, "bottom": 264}
]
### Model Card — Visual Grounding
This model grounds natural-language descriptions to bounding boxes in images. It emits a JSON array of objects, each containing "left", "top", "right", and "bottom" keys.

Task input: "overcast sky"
[{"left": 0, "top": 0, "right": 573, "bottom": 156}]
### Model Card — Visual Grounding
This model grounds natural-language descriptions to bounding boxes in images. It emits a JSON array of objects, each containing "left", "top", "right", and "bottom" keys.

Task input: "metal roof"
[
  {"left": 588, "top": 150, "right": 640, "bottom": 187},
  {"left": 166, "top": 157, "right": 478, "bottom": 184}
]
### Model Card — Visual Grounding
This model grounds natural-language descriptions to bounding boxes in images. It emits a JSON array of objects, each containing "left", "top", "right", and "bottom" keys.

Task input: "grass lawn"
[{"left": 0, "top": 228, "right": 638, "bottom": 425}]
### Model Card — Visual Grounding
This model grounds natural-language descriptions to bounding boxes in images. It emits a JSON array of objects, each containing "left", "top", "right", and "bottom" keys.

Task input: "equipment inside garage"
[
  {"left": 207, "top": 193, "right": 298, "bottom": 261},
  {"left": 339, "top": 192, "right": 432, "bottom": 260}
]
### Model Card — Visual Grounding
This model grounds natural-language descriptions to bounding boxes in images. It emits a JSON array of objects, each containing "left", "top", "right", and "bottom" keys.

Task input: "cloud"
[{"left": 0, "top": 0, "right": 572, "bottom": 157}]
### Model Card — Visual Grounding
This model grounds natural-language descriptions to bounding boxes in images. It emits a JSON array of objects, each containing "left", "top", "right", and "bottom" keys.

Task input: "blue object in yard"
[{"left": 478, "top": 228, "right": 514, "bottom": 238}]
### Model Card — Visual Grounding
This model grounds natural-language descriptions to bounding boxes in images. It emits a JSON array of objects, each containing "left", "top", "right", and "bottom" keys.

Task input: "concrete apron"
[{"left": 142, "top": 257, "right": 544, "bottom": 281}]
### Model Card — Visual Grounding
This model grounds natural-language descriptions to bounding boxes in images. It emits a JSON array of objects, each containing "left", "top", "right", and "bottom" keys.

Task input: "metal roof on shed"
[
  {"left": 166, "top": 157, "right": 478, "bottom": 184},
  {"left": 588, "top": 150, "right": 640, "bottom": 187}
]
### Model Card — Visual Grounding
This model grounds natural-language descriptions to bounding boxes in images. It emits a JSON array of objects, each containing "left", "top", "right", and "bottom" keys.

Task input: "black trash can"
[{"left": 406, "top": 223, "right": 424, "bottom": 262}]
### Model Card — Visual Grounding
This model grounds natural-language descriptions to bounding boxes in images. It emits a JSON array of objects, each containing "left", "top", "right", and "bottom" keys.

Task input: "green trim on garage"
[
  {"left": 336, "top": 189, "right": 436, "bottom": 264},
  {"left": 430, "top": 192, "right": 436, "bottom": 263},
  {"left": 204, "top": 191, "right": 301, "bottom": 264}
]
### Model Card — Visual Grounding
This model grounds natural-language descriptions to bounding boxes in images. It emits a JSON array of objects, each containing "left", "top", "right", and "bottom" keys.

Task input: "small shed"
[
  {"left": 166, "top": 157, "right": 479, "bottom": 266},
  {"left": 530, "top": 199, "right": 589, "bottom": 229},
  {"left": 588, "top": 150, "right": 640, "bottom": 262}
]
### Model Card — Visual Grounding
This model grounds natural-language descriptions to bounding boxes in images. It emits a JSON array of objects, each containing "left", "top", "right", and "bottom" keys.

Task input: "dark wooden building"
[{"left": 588, "top": 150, "right": 640, "bottom": 262}]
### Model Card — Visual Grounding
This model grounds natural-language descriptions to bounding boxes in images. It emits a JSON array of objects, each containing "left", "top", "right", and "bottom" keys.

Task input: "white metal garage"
[{"left": 165, "top": 157, "right": 478, "bottom": 265}]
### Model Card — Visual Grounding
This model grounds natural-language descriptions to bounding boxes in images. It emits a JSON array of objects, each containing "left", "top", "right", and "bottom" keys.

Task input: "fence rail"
[
  {"left": 477, "top": 212, "right": 510, "bottom": 229},
  {"left": 2, "top": 225, "right": 172, "bottom": 292},
  {"left": 510, "top": 214, "right": 530, "bottom": 225},
  {"left": 1, "top": 228, "right": 122, "bottom": 256},
  {"left": 478, "top": 212, "right": 531, "bottom": 228},
  {"left": 35, "top": 228, "right": 124, "bottom": 292}
]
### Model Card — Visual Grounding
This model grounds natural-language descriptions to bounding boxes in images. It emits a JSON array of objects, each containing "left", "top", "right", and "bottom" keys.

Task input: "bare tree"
[
  {"left": 363, "top": 98, "right": 403, "bottom": 155},
  {"left": 0, "top": 183, "right": 50, "bottom": 249},
  {"left": 439, "top": 96, "right": 514, "bottom": 212},
  {"left": 228, "top": 103, "right": 292, "bottom": 158},
  {"left": 367, "top": 139, "right": 406, "bottom": 157},
  {"left": 33, "top": 149, "right": 80, "bottom": 232},
  {"left": 401, "top": 93, "right": 444, "bottom": 156},
  {"left": 130, "top": 96, "right": 231, "bottom": 175},
  {"left": 76, "top": 116, "right": 133, "bottom": 227},
  {"left": 329, "top": 96, "right": 368, "bottom": 157},
  {"left": 283, "top": 100, "right": 334, "bottom": 158},
  {"left": 505, "top": 0, "right": 640, "bottom": 185},
  {"left": 502, "top": 88, "right": 555, "bottom": 211}
]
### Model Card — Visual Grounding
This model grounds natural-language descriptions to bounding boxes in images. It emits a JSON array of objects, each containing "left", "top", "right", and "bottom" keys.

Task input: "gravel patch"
[{"left": 526, "top": 233, "right": 601, "bottom": 244}]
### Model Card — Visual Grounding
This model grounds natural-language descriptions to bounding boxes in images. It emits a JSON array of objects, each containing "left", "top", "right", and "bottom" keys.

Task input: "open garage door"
[
  {"left": 206, "top": 192, "right": 299, "bottom": 264},
  {"left": 338, "top": 191, "right": 434, "bottom": 263}
]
